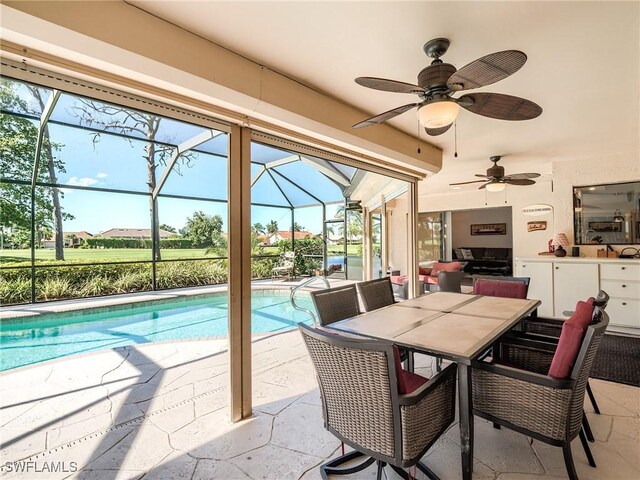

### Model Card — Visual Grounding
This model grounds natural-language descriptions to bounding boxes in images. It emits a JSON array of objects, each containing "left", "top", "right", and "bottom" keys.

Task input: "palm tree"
[
  {"left": 252, "top": 222, "right": 265, "bottom": 235},
  {"left": 266, "top": 220, "right": 278, "bottom": 235}
]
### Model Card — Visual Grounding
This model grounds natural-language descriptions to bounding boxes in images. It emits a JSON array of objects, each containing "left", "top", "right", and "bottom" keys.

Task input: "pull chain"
[
  {"left": 417, "top": 121, "right": 421, "bottom": 154},
  {"left": 454, "top": 121, "right": 458, "bottom": 158}
]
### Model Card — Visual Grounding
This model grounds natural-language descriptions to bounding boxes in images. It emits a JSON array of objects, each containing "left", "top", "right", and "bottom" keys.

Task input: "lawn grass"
[
  {"left": 0, "top": 243, "right": 362, "bottom": 265},
  {"left": 0, "top": 248, "right": 215, "bottom": 264}
]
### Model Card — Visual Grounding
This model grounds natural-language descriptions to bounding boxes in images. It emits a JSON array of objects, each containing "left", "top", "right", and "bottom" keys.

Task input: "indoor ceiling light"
[
  {"left": 485, "top": 181, "right": 506, "bottom": 192},
  {"left": 417, "top": 99, "right": 460, "bottom": 129},
  {"left": 613, "top": 209, "right": 625, "bottom": 222}
]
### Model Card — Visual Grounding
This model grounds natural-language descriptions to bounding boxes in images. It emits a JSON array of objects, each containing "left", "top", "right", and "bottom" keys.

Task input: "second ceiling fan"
[
  {"left": 353, "top": 38, "right": 542, "bottom": 136},
  {"left": 450, "top": 156, "right": 540, "bottom": 192}
]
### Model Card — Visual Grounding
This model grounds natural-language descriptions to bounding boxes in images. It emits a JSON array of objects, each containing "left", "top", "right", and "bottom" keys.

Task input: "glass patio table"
[{"left": 328, "top": 291, "right": 541, "bottom": 480}]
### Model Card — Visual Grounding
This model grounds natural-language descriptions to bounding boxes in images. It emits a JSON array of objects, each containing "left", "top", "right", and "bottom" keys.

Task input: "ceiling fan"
[
  {"left": 352, "top": 38, "right": 542, "bottom": 136},
  {"left": 449, "top": 156, "right": 540, "bottom": 192}
]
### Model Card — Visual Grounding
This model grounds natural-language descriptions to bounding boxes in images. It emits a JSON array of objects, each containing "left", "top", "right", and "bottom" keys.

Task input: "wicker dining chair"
[
  {"left": 472, "top": 305, "right": 609, "bottom": 480},
  {"left": 299, "top": 323, "right": 457, "bottom": 480},
  {"left": 522, "top": 291, "right": 610, "bottom": 422},
  {"left": 310, "top": 284, "right": 361, "bottom": 327},
  {"left": 356, "top": 277, "right": 395, "bottom": 312},
  {"left": 435, "top": 271, "right": 465, "bottom": 293},
  {"left": 472, "top": 276, "right": 531, "bottom": 298}
]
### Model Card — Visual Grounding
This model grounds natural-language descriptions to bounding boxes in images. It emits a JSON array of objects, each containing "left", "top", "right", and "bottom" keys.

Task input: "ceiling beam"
[
  {"left": 300, "top": 156, "right": 350, "bottom": 188},
  {"left": 264, "top": 154, "right": 300, "bottom": 169}
]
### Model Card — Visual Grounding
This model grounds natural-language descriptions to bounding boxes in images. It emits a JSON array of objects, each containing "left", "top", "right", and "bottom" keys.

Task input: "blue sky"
[
  {"left": 4, "top": 79, "right": 345, "bottom": 235},
  {"left": 45, "top": 122, "right": 341, "bottom": 235}
]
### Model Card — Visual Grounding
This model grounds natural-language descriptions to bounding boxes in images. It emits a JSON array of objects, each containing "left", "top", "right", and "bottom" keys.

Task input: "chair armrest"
[
  {"left": 523, "top": 316, "right": 563, "bottom": 337},
  {"left": 399, "top": 363, "right": 457, "bottom": 461},
  {"left": 501, "top": 332, "right": 559, "bottom": 349},
  {"left": 472, "top": 360, "right": 573, "bottom": 389},
  {"left": 398, "top": 363, "right": 457, "bottom": 406},
  {"left": 494, "top": 335, "right": 557, "bottom": 374},
  {"left": 499, "top": 332, "right": 558, "bottom": 351}
]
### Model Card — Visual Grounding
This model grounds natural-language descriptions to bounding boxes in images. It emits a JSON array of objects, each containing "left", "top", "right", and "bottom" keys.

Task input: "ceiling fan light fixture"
[
  {"left": 417, "top": 99, "right": 459, "bottom": 128},
  {"left": 485, "top": 181, "right": 506, "bottom": 192}
]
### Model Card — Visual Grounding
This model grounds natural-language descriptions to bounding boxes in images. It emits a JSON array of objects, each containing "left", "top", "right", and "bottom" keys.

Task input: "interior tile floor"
[{"left": 1, "top": 330, "right": 638, "bottom": 480}]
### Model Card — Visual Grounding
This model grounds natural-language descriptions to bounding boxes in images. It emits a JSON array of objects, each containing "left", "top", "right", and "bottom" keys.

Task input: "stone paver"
[{"left": 0, "top": 330, "right": 638, "bottom": 480}]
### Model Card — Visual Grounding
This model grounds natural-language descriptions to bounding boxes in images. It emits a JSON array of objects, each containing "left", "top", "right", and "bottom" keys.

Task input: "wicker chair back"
[
  {"left": 299, "top": 323, "right": 399, "bottom": 461},
  {"left": 310, "top": 285, "right": 360, "bottom": 326},
  {"left": 356, "top": 277, "right": 395, "bottom": 312}
]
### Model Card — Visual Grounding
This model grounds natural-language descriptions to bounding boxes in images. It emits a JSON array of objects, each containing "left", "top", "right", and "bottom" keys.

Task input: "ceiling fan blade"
[
  {"left": 475, "top": 174, "right": 490, "bottom": 178},
  {"left": 425, "top": 123, "right": 453, "bottom": 136},
  {"left": 506, "top": 173, "right": 541, "bottom": 180},
  {"left": 458, "top": 93, "right": 542, "bottom": 120},
  {"left": 478, "top": 182, "right": 491, "bottom": 190},
  {"left": 505, "top": 179, "right": 536, "bottom": 186},
  {"left": 352, "top": 103, "right": 420, "bottom": 129},
  {"left": 447, "top": 50, "right": 527, "bottom": 91},
  {"left": 355, "top": 77, "right": 425, "bottom": 94},
  {"left": 449, "top": 179, "right": 490, "bottom": 186}
]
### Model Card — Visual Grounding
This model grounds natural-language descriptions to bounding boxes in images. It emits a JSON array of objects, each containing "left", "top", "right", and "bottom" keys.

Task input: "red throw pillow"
[
  {"left": 441, "top": 261, "right": 463, "bottom": 272},
  {"left": 393, "top": 346, "right": 429, "bottom": 394},
  {"left": 548, "top": 300, "right": 595, "bottom": 378}
]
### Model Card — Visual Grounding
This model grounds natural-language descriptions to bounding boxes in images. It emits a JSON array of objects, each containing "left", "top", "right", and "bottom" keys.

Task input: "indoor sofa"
[{"left": 453, "top": 247, "right": 512, "bottom": 276}]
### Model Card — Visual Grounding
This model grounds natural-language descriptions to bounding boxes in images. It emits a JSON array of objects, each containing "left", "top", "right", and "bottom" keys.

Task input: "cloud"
[
  {"left": 96, "top": 172, "right": 108, "bottom": 179},
  {"left": 67, "top": 176, "right": 99, "bottom": 187}
]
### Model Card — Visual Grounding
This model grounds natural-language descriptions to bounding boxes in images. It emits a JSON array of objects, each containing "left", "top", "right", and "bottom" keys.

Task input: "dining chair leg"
[
  {"left": 376, "top": 461, "right": 385, "bottom": 480},
  {"left": 319, "top": 451, "right": 375, "bottom": 480},
  {"left": 579, "top": 428, "right": 597, "bottom": 468},
  {"left": 436, "top": 357, "right": 442, "bottom": 373},
  {"left": 416, "top": 461, "right": 442, "bottom": 480},
  {"left": 586, "top": 382, "right": 601, "bottom": 414},
  {"left": 562, "top": 443, "right": 579, "bottom": 480},
  {"left": 582, "top": 412, "right": 595, "bottom": 443},
  {"left": 408, "top": 350, "right": 415, "bottom": 372}
]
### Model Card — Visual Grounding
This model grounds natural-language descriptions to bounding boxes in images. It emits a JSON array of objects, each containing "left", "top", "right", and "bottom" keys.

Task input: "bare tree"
[
  {"left": 74, "top": 101, "right": 194, "bottom": 261},
  {"left": 28, "top": 87, "right": 65, "bottom": 260}
]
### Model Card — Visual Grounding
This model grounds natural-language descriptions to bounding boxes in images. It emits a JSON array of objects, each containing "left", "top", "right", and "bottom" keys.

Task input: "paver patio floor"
[{"left": 1, "top": 330, "right": 638, "bottom": 479}]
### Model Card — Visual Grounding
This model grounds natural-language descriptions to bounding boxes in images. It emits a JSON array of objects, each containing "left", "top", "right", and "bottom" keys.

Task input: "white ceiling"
[{"left": 130, "top": 1, "right": 639, "bottom": 193}]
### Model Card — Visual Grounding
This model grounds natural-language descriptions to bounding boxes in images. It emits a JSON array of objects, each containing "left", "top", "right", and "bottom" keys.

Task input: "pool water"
[{"left": 0, "top": 292, "right": 316, "bottom": 371}]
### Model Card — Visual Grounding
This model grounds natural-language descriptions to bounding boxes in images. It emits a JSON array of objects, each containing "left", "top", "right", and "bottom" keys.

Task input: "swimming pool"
[{"left": 0, "top": 290, "right": 316, "bottom": 371}]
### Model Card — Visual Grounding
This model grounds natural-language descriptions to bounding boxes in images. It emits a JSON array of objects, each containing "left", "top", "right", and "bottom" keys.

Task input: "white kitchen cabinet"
[
  {"left": 515, "top": 260, "right": 553, "bottom": 317},
  {"left": 515, "top": 257, "right": 640, "bottom": 335},
  {"left": 553, "top": 263, "right": 599, "bottom": 318}
]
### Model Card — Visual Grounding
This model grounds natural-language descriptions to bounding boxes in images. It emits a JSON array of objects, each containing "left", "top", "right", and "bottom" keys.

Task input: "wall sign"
[
  {"left": 527, "top": 221, "right": 547, "bottom": 232},
  {"left": 521, "top": 204, "right": 553, "bottom": 216}
]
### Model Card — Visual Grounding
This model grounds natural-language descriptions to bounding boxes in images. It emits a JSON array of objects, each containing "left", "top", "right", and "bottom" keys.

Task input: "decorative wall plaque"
[
  {"left": 521, "top": 204, "right": 553, "bottom": 216},
  {"left": 470, "top": 223, "right": 507, "bottom": 235},
  {"left": 527, "top": 221, "right": 547, "bottom": 232}
]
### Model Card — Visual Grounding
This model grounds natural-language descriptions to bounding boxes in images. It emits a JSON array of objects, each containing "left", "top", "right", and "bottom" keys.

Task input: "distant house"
[
  {"left": 267, "top": 230, "right": 315, "bottom": 245},
  {"left": 255, "top": 234, "right": 270, "bottom": 246},
  {"left": 99, "top": 228, "right": 173, "bottom": 239},
  {"left": 42, "top": 231, "right": 93, "bottom": 249}
]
